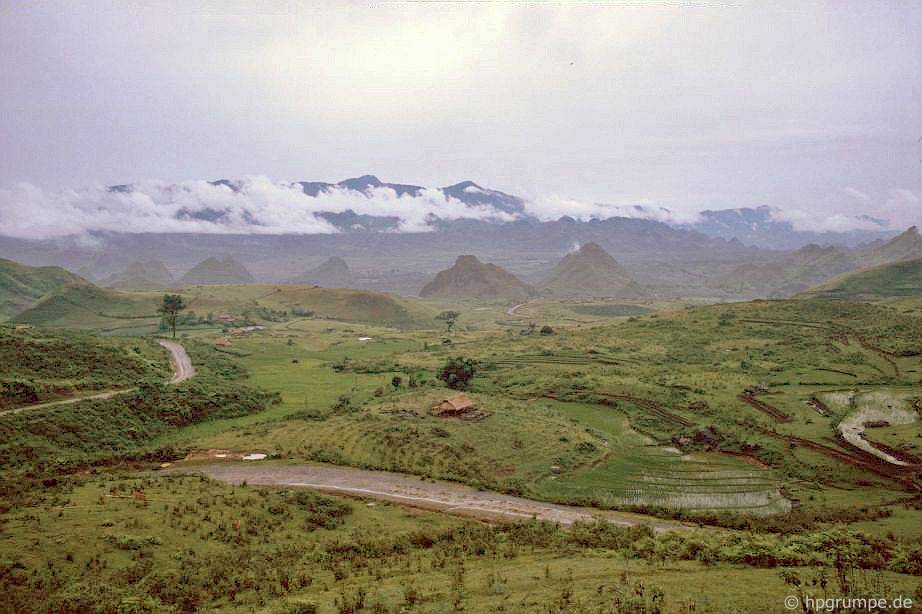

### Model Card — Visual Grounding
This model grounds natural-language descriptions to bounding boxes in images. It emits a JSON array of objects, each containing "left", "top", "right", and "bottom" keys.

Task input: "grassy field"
[
  {"left": 2, "top": 473, "right": 919, "bottom": 612},
  {"left": 2, "top": 291, "right": 922, "bottom": 611}
]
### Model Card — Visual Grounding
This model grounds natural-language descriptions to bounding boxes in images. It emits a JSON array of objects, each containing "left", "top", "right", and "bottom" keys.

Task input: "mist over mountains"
[
  {"left": 1, "top": 174, "right": 917, "bottom": 300},
  {"left": 0, "top": 175, "right": 908, "bottom": 247}
]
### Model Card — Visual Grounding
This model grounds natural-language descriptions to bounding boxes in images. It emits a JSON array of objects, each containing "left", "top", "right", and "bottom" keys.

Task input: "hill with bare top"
[
  {"left": 420, "top": 255, "right": 536, "bottom": 302},
  {"left": 542, "top": 243, "right": 648, "bottom": 298},
  {"left": 100, "top": 260, "right": 173, "bottom": 290},
  {"left": 286, "top": 256, "right": 354, "bottom": 288},
  {"left": 179, "top": 257, "right": 254, "bottom": 286}
]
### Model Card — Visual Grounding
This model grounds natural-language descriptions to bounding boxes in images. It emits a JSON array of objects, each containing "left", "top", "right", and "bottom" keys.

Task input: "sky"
[{"left": 1, "top": 1, "right": 920, "bottom": 238}]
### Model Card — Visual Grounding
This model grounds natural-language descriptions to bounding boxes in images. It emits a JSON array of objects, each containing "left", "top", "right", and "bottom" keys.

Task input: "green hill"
[
  {"left": 178, "top": 284, "right": 437, "bottom": 329},
  {"left": 798, "top": 258, "right": 922, "bottom": 301},
  {"left": 11, "top": 283, "right": 160, "bottom": 329},
  {"left": 0, "top": 326, "right": 168, "bottom": 410},
  {"left": 0, "top": 258, "right": 87, "bottom": 321},
  {"left": 420, "top": 255, "right": 536, "bottom": 302},
  {"left": 286, "top": 256, "right": 355, "bottom": 287},
  {"left": 543, "top": 242, "right": 648, "bottom": 298}
]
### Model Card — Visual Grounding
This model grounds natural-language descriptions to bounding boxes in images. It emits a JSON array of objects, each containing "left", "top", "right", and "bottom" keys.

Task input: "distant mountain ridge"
[
  {"left": 103, "top": 176, "right": 904, "bottom": 246},
  {"left": 681, "top": 205, "right": 895, "bottom": 249},
  {"left": 712, "top": 226, "right": 922, "bottom": 298}
]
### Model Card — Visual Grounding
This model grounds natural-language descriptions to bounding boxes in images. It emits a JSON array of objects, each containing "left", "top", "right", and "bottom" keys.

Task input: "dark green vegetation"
[
  {"left": 800, "top": 258, "right": 922, "bottom": 301},
  {"left": 0, "top": 332, "right": 277, "bottom": 511},
  {"left": 0, "top": 327, "right": 166, "bottom": 410},
  {"left": 158, "top": 294, "right": 187, "bottom": 339},
  {"left": 0, "top": 258, "right": 86, "bottom": 320}
]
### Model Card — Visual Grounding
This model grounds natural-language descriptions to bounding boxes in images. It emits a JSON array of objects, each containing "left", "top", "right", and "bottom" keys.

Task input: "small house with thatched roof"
[{"left": 431, "top": 392, "right": 474, "bottom": 416}]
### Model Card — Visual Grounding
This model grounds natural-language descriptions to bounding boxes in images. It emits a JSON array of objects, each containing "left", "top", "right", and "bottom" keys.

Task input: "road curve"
[
  {"left": 1, "top": 340, "right": 194, "bottom": 416},
  {"left": 184, "top": 462, "right": 683, "bottom": 531},
  {"left": 506, "top": 302, "right": 527, "bottom": 317},
  {"left": 159, "top": 340, "right": 195, "bottom": 383}
]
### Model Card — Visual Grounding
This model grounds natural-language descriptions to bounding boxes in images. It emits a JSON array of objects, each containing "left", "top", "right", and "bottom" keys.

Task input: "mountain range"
[{"left": 712, "top": 227, "right": 922, "bottom": 298}]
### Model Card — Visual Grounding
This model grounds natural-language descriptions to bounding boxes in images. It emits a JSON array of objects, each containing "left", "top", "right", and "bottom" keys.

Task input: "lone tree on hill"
[
  {"left": 158, "top": 294, "right": 186, "bottom": 339},
  {"left": 435, "top": 310, "right": 460, "bottom": 334},
  {"left": 437, "top": 357, "right": 478, "bottom": 390}
]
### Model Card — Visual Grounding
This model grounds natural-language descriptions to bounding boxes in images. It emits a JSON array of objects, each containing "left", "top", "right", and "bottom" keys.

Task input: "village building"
[{"left": 431, "top": 392, "right": 475, "bottom": 416}]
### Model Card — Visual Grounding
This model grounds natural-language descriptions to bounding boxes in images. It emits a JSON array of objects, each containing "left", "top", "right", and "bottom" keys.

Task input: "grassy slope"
[
  {"left": 0, "top": 326, "right": 168, "bottom": 409},
  {"left": 2, "top": 297, "right": 922, "bottom": 611},
  {"left": 799, "top": 258, "right": 922, "bottom": 301},
  {"left": 160, "top": 297, "right": 922, "bottom": 523},
  {"left": 1, "top": 473, "right": 919, "bottom": 613},
  {"left": 0, "top": 258, "right": 85, "bottom": 321}
]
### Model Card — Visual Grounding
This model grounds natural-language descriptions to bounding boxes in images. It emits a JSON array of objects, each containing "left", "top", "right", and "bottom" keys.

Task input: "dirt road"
[
  {"left": 186, "top": 462, "right": 683, "bottom": 531},
  {"left": 1, "top": 340, "right": 193, "bottom": 416},
  {"left": 159, "top": 340, "right": 195, "bottom": 383},
  {"left": 506, "top": 302, "right": 528, "bottom": 317}
]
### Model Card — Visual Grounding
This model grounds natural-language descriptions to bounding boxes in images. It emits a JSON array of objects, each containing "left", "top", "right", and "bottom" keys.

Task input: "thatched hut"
[{"left": 431, "top": 392, "right": 474, "bottom": 416}]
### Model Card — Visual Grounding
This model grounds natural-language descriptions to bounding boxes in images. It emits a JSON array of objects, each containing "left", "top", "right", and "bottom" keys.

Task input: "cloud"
[
  {"left": 0, "top": 177, "right": 517, "bottom": 240},
  {"left": 772, "top": 187, "right": 921, "bottom": 233},
  {"left": 522, "top": 197, "right": 703, "bottom": 225}
]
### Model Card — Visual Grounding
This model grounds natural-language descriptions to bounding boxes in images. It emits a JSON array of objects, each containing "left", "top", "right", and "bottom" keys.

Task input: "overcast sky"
[{"left": 1, "top": 1, "right": 920, "bottom": 235}]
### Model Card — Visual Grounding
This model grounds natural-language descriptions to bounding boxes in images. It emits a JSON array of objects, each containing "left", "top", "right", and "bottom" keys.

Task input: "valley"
[{"left": 1, "top": 253, "right": 919, "bottom": 611}]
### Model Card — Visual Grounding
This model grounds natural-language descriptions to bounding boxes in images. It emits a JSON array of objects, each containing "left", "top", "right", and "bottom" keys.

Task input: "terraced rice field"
[{"left": 532, "top": 402, "right": 789, "bottom": 515}]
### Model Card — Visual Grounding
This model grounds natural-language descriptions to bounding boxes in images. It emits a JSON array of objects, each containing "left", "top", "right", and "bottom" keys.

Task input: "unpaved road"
[
  {"left": 1, "top": 340, "right": 193, "bottom": 416},
  {"left": 506, "top": 302, "right": 528, "bottom": 317},
  {"left": 186, "top": 462, "right": 683, "bottom": 531},
  {"left": 159, "top": 340, "right": 195, "bottom": 384}
]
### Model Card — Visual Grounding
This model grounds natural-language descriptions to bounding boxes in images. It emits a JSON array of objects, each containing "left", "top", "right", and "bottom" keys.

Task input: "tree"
[
  {"left": 435, "top": 310, "right": 461, "bottom": 334},
  {"left": 391, "top": 375, "right": 402, "bottom": 390},
  {"left": 437, "top": 357, "right": 478, "bottom": 390},
  {"left": 158, "top": 294, "right": 186, "bottom": 339}
]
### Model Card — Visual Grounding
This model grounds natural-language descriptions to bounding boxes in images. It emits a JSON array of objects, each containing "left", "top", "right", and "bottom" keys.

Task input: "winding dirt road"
[
  {"left": 506, "top": 302, "right": 528, "bottom": 317},
  {"left": 185, "top": 462, "right": 683, "bottom": 531},
  {"left": 1, "top": 339, "right": 193, "bottom": 416},
  {"left": 159, "top": 340, "right": 195, "bottom": 384}
]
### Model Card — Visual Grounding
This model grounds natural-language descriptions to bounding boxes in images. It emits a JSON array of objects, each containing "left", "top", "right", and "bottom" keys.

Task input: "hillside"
[
  {"left": 178, "top": 256, "right": 254, "bottom": 285},
  {"left": 0, "top": 258, "right": 87, "bottom": 320},
  {"left": 286, "top": 256, "right": 354, "bottom": 287},
  {"left": 862, "top": 226, "right": 922, "bottom": 264},
  {"left": 100, "top": 260, "right": 173, "bottom": 290},
  {"left": 0, "top": 327, "right": 168, "bottom": 410},
  {"left": 713, "top": 244, "right": 858, "bottom": 298},
  {"left": 419, "top": 255, "right": 536, "bottom": 302},
  {"left": 713, "top": 226, "right": 922, "bottom": 298},
  {"left": 542, "top": 242, "right": 648, "bottom": 298},
  {"left": 799, "top": 258, "right": 922, "bottom": 301},
  {"left": 11, "top": 282, "right": 158, "bottom": 328}
]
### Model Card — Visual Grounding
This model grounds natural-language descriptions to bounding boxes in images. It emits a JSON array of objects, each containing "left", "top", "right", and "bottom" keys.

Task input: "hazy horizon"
[{"left": 2, "top": 2, "right": 921, "bottom": 238}]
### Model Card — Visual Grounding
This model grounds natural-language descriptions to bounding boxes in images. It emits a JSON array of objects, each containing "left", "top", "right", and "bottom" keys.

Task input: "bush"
[{"left": 437, "top": 357, "right": 478, "bottom": 390}]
